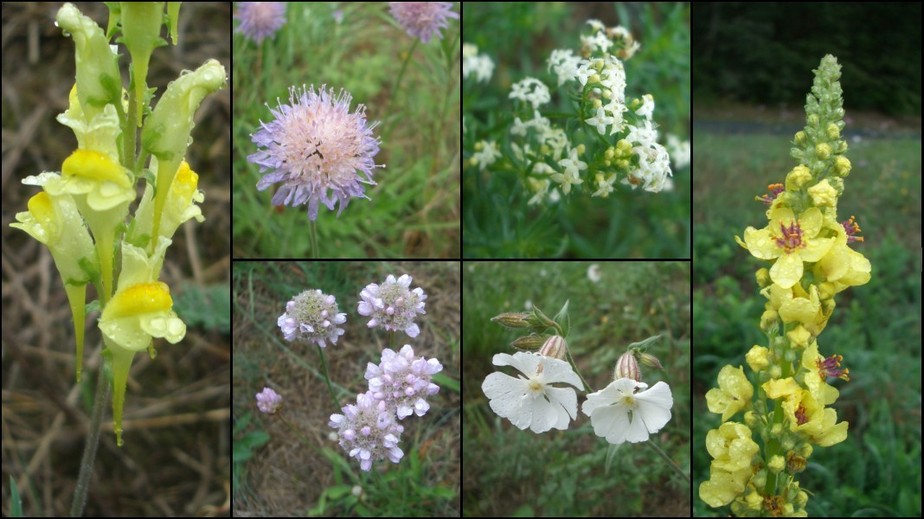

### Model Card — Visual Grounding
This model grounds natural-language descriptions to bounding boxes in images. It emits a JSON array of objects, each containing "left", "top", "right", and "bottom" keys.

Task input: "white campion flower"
[
  {"left": 582, "top": 378, "right": 673, "bottom": 444},
  {"left": 482, "top": 352, "right": 584, "bottom": 433}
]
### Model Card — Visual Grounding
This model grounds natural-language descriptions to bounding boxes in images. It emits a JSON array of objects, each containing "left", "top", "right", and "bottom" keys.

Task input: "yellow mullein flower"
[
  {"left": 762, "top": 283, "right": 831, "bottom": 337},
  {"left": 699, "top": 466, "right": 752, "bottom": 508},
  {"left": 706, "top": 365, "right": 754, "bottom": 422},
  {"left": 800, "top": 342, "right": 844, "bottom": 405},
  {"left": 98, "top": 239, "right": 186, "bottom": 445},
  {"left": 10, "top": 187, "right": 97, "bottom": 381},
  {"left": 745, "top": 345, "right": 770, "bottom": 372},
  {"left": 736, "top": 206, "right": 836, "bottom": 289},
  {"left": 814, "top": 218, "right": 871, "bottom": 293},
  {"left": 764, "top": 378, "right": 848, "bottom": 447},
  {"left": 706, "top": 422, "right": 759, "bottom": 472},
  {"left": 128, "top": 158, "right": 205, "bottom": 250}
]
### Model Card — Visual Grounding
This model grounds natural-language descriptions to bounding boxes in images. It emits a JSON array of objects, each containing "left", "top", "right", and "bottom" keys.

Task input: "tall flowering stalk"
[{"left": 699, "top": 55, "right": 871, "bottom": 516}]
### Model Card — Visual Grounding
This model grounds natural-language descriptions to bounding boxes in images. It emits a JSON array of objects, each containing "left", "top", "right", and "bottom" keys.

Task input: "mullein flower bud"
[
  {"left": 834, "top": 155, "right": 851, "bottom": 176},
  {"left": 768, "top": 454, "right": 785, "bottom": 473},
  {"left": 755, "top": 268, "right": 771, "bottom": 288},
  {"left": 786, "top": 450, "right": 807, "bottom": 473},
  {"left": 808, "top": 178, "right": 837, "bottom": 207},
  {"left": 614, "top": 351, "right": 640, "bottom": 381},
  {"left": 539, "top": 335, "right": 567, "bottom": 360},
  {"left": 745, "top": 345, "right": 770, "bottom": 371},
  {"left": 785, "top": 164, "right": 812, "bottom": 190},
  {"left": 815, "top": 142, "right": 832, "bottom": 160}
]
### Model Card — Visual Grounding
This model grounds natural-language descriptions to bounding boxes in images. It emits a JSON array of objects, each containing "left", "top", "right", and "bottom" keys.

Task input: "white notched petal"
[{"left": 634, "top": 381, "right": 673, "bottom": 433}]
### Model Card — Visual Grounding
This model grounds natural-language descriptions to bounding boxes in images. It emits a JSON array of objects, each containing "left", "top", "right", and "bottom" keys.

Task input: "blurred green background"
[
  {"left": 232, "top": 261, "right": 460, "bottom": 516},
  {"left": 462, "top": 3, "right": 690, "bottom": 258},
  {"left": 462, "top": 261, "right": 690, "bottom": 516},
  {"left": 232, "top": 3, "right": 460, "bottom": 258},
  {"left": 692, "top": 3, "right": 922, "bottom": 516}
]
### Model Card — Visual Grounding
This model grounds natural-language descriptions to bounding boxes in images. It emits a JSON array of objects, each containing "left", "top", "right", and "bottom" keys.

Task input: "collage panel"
[
  {"left": 1, "top": 3, "right": 230, "bottom": 516},
  {"left": 231, "top": 2, "right": 461, "bottom": 259},
  {"left": 691, "top": 3, "right": 921, "bottom": 517},
  {"left": 462, "top": 3, "right": 691, "bottom": 259},
  {"left": 231, "top": 261, "right": 460, "bottom": 515},
  {"left": 462, "top": 261, "right": 691, "bottom": 516}
]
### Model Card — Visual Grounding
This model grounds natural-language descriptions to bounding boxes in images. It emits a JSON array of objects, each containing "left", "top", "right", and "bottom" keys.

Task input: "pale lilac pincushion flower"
[
  {"left": 256, "top": 387, "right": 283, "bottom": 414},
  {"left": 278, "top": 289, "right": 347, "bottom": 347},
  {"left": 249, "top": 85, "right": 382, "bottom": 221},
  {"left": 329, "top": 392, "right": 405, "bottom": 471},
  {"left": 358, "top": 274, "right": 427, "bottom": 337},
  {"left": 388, "top": 2, "right": 459, "bottom": 43},
  {"left": 365, "top": 345, "right": 442, "bottom": 419},
  {"left": 234, "top": 2, "right": 286, "bottom": 43}
]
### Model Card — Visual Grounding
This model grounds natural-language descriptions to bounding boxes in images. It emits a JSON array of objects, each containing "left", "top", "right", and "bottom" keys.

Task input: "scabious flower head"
[
  {"left": 358, "top": 274, "right": 427, "bottom": 338},
  {"left": 256, "top": 387, "right": 283, "bottom": 414},
  {"left": 388, "top": 2, "right": 458, "bottom": 43},
  {"left": 481, "top": 351, "right": 584, "bottom": 434},
  {"left": 582, "top": 377, "right": 673, "bottom": 444},
  {"left": 329, "top": 391, "right": 405, "bottom": 471},
  {"left": 234, "top": 2, "right": 286, "bottom": 43},
  {"left": 278, "top": 289, "right": 347, "bottom": 347},
  {"left": 364, "top": 345, "right": 442, "bottom": 419},
  {"left": 249, "top": 85, "right": 382, "bottom": 221}
]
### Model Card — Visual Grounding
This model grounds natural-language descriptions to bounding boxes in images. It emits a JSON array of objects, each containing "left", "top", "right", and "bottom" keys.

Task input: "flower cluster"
[
  {"left": 256, "top": 387, "right": 283, "bottom": 414},
  {"left": 463, "top": 43, "right": 495, "bottom": 83},
  {"left": 249, "top": 85, "right": 382, "bottom": 221},
  {"left": 277, "top": 289, "right": 347, "bottom": 347},
  {"left": 358, "top": 274, "right": 427, "bottom": 338},
  {"left": 234, "top": 2, "right": 286, "bottom": 44},
  {"left": 477, "top": 20, "right": 675, "bottom": 205},
  {"left": 10, "top": 3, "right": 224, "bottom": 446},
  {"left": 388, "top": 2, "right": 458, "bottom": 44},
  {"left": 482, "top": 306, "right": 673, "bottom": 444},
  {"left": 700, "top": 55, "right": 871, "bottom": 516},
  {"left": 332, "top": 344, "right": 442, "bottom": 471}
]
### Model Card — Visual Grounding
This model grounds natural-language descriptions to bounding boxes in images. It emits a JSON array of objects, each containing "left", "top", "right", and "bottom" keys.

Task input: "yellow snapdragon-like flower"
[
  {"left": 706, "top": 365, "right": 753, "bottom": 422},
  {"left": 737, "top": 206, "right": 836, "bottom": 289},
  {"left": 129, "top": 159, "right": 205, "bottom": 250},
  {"left": 98, "top": 239, "right": 186, "bottom": 445},
  {"left": 11, "top": 187, "right": 96, "bottom": 380}
]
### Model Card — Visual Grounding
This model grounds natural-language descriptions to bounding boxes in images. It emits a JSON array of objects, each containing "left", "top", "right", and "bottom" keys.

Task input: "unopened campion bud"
[
  {"left": 638, "top": 352, "right": 663, "bottom": 371},
  {"left": 614, "top": 351, "right": 640, "bottom": 381},
  {"left": 510, "top": 334, "right": 551, "bottom": 350},
  {"left": 491, "top": 312, "right": 532, "bottom": 328},
  {"left": 538, "top": 335, "right": 567, "bottom": 360}
]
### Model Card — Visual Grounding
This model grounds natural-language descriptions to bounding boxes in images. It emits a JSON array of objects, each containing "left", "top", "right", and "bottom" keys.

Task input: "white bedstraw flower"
[
  {"left": 582, "top": 378, "right": 673, "bottom": 444},
  {"left": 667, "top": 134, "right": 691, "bottom": 169},
  {"left": 587, "top": 264, "right": 602, "bottom": 283},
  {"left": 585, "top": 107, "right": 615, "bottom": 135},
  {"left": 462, "top": 43, "right": 495, "bottom": 83},
  {"left": 509, "top": 77, "right": 551, "bottom": 109},
  {"left": 547, "top": 49, "right": 582, "bottom": 86},
  {"left": 481, "top": 351, "right": 584, "bottom": 433},
  {"left": 636, "top": 94, "right": 655, "bottom": 118},
  {"left": 471, "top": 140, "right": 501, "bottom": 171},
  {"left": 358, "top": 274, "right": 427, "bottom": 337}
]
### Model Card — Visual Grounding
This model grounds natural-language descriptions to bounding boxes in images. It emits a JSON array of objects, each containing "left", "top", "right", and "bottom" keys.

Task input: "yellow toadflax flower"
[
  {"left": 736, "top": 206, "right": 836, "bottom": 289},
  {"left": 98, "top": 240, "right": 186, "bottom": 445}
]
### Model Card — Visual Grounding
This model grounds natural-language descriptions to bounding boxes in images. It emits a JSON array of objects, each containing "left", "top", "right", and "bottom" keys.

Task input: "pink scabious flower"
[
  {"left": 329, "top": 392, "right": 405, "bottom": 471},
  {"left": 278, "top": 289, "right": 347, "bottom": 347},
  {"left": 234, "top": 2, "right": 286, "bottom": 43},
  {"left": 365, "top": 345, "right": 442, "bottom": 419},
  {"left": 249, "top": 85, "right": 382, "bottom": 221},
  {"left": 358, "top": 274, "right": 427, "bottom": 337},
  {"left": 256, "top": 387, "right": 283, "bottom": 414},
  {"left": 388, "top": 2, "right": 459, "bottom": 43}
]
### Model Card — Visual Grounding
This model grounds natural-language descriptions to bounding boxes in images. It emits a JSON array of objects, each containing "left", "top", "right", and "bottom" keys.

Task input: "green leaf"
[
  {"left": 84, "top": 299, "right": 100, "bottom": 315},
  {"left": 553, "top": 299, "right": 570, "bottom": 337},
  {"left": 627, "top": 334, "right": 663, "bottom": 350},
  {"left": 432, "top": 372, "right": 460, "bottom": 393},
  {"left": 325, "top": 485, "right": 353, "bottom": 500},
  {"left": 9, "top": 475, "right": 22, "bottom": 517}
]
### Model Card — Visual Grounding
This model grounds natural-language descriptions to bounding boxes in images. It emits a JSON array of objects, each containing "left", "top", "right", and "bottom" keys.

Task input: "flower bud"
[
  {"left": 510, "top": 334, "right": 550, "bottom": 350},
  {"left": 768, "top": 455, "right": 785, "bottom": 473},
  {"left": 491, "top": 312, "right": 532, "bottom": 328},
  {"left": 745, "top": 345, "right": 770, "bottom": 372},
  {"left": 786, "top": 325, "right": 812, "bottom": 349},
  {"left": 759, "top": 309, "right": 778, "bottom": 333},
  {"left": 785, "top": 164, "right": 812, "bottom": 191},
  {"left": 56, "top": 3, "right": 121, "bottom": 117},
  {"left": 755, "top": 268, "right": 771, "bottom": 288},
  {"left": 786, "top": 450, "right": 807, "bottom": 473},
  {"left": 826, "top": 122, "right": 840, "bottom": 140},
  {"left": 614, "top": 351, "right": 640, "bottom": 381},
  {"left": 815, "top": 142, "right": 832, "bottom": 160},
  {"left": 121, "top": 2, "right": 166, "bottom": 124},
  {"left": 794, "top": 130, "right": 806, "bottom": 145},
  {"left": 539, "top": 335, "right": 567, "bottom": 360},
  {"left": 834, "top": 155, "right": 851, "bottom": 176},
  {"left": 639, "top": 352, "right": 663, "bottom": 371},
  {"left": 808, "top": 178, "right": 837, "bottom": 207}
]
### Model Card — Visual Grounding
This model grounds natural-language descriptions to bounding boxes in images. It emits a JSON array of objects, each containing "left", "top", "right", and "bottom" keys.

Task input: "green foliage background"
[
  {"left": 462, "top": 261, "right": 691, "bottom": 516},
  {"left": 692, "top": 132, "right": 922, "bottom": 515},
  {"left": 232, "top": 3, "right": 460, "bottom": 258},
  {"left": 462, "top": 3, "right": 690, "bottom": 258},
  {"left": 692, "top": 2, "right": 922, "bottom": 115}
]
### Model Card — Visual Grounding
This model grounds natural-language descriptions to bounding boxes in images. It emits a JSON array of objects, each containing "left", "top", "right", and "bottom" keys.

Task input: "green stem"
[
  {"left": 392, "top": 39, "right": 418, "bottom": 107},
  {"left": 308, "top": 220, "right": 319, "bottom": 259},
  {"left": 645, "top": 439, "right": 690, "bottom": 484},
  {"left": 278, "top": 415, "right": 319, "bottom": 453},
  {"left": 70, "top": 361, "right": 110, "bottom": 517},
  {"left": 95, "top": 230, "right": 114, "bottom": 305},
  {"left": 124, "top": 79, "right": 138, "bottom": 169},
  {"left": 565, "top": 346, "right": 593, "bottom": 393},
  {"left": 316, "top": 345, "right": 339, "bottom": 410}
]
